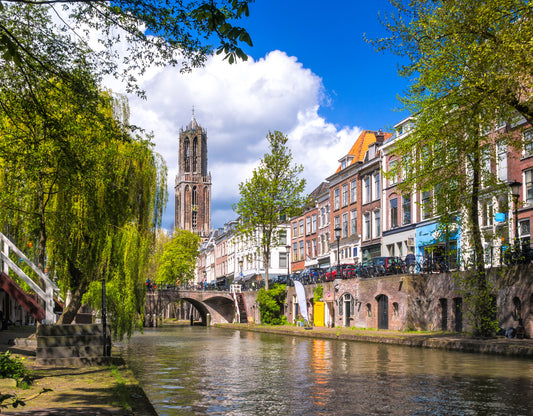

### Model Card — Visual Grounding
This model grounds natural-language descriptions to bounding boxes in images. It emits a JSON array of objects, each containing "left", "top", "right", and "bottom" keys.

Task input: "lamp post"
[
  {"left": 334, "top": 226, "right": 341, "bottom": 282},
  {"left": 285, "top": 245, "right": 291, "bottom": 278},
  {"left": 102, "top": 277, "right": 109, "bottom": 356},
  {"left": 509, "top": 180, "right": 522, "bottom": 252}
]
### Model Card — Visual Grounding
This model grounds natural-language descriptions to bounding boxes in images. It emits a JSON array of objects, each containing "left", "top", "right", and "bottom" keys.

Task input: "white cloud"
[{"left": 120, "top": 51, "right": 363, "bottom": 230}]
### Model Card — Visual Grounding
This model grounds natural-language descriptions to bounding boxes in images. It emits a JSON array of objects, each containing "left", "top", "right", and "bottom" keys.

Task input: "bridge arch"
[{"left": 145, "top": 289, "right": 238, "bottom": 326}]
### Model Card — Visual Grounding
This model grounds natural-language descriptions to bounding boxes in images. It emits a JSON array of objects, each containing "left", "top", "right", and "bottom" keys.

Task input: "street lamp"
[
  {"left": 509, "top": 180, "right": 522, "bottom": 251},
  {"left": 285, "top": 245, "right": 291, "bottom": 278},
  {"left": 334, "top": 225, "right": 341, "bottom": 282}
]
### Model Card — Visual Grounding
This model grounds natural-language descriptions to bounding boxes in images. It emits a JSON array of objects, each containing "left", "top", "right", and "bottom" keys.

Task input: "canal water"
[{"left": 116, "top": 325, "right": 533, "bottom": 416}]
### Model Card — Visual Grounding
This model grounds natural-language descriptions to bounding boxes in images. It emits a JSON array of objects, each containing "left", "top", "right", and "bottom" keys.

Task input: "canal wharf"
[{"left": 216, "top": 323, "right": 533, "bottom": 358}]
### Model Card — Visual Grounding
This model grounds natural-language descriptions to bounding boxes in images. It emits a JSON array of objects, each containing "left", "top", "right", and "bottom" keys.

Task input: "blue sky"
[
  {"left": 116, "top": 1, "right": 411, "bottom": 230},
  {"left": 242, "top": 0, "right": 409, "bottom": 130}
]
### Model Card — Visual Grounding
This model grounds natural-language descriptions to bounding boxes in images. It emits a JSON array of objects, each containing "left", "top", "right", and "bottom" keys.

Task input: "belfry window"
[
  {"left": 184, "top": 139, "right": 190, "bottom": 172},
  {"left": 193, "top": 137, "right": 198, "bottom": 172}
]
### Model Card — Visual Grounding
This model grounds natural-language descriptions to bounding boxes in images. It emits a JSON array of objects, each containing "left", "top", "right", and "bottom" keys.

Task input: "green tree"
[
  {"left": 0, "top": 69, "right": 167, "bottom": 337},
  {"left": 373, "top": 0, "right": 533, "bottom": 336},
  {"left": 233, "top": 131, "right": 307, "bottom": 291},
  {"left": 373, "top": 0, "right": 533, "bottom": 124},
  {"left": 156, "top": 229, "right": 201, "bottom": 286},
  {"left": 0, "top": 0, "right": 254, "bottom": 93},
  {"left": 256, "top": 284, "right": 287, "bottom": 325}
]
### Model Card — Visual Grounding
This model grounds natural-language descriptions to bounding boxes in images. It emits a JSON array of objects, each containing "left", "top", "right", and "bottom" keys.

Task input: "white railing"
[
  {"left": 0, "top": 232, "right": 59, "bottom": 323},
  {"left": 229, "top": 284, "right": 242, "bottom": 294}
]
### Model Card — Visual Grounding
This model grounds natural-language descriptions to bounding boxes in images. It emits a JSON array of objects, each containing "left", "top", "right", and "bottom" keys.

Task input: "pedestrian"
[{"left": 405, "top": 252, "right": 416, "bottom": 274}]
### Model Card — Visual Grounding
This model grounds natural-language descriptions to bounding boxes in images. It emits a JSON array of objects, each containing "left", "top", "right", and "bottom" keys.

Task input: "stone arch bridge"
[{"left": 145, "top": 287, "right": 248, "bottom": 326}]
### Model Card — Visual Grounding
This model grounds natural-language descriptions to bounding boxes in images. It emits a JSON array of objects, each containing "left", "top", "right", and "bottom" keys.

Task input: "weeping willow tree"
[{"left": 0, "top": 16, "right": 167, "bottom": 337}]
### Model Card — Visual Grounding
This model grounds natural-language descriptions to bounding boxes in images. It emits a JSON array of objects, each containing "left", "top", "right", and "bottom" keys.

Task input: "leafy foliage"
[
  {"left": 373, "top": 0, "right": 533, "bottom": 337},
  {"left": 0, "top": 1, "right": 254, "bottom": 94},
  {"left": 0, "top": 33, "right": 167, "bottom": 337},
  {"left": 0, "top": 352, "right": 33, "bottom": 386},
  {"left": 313, "top": 285, "right": 323, "bottom": 302},
  {"left": 233, "top": 131, "right": 307, "bottom": 290},
  {"left": 257, "top": 284, "right": 287, "bottom": 325},
  {"left": 156, "top": 229, "right": 201, "bottom": 285}
]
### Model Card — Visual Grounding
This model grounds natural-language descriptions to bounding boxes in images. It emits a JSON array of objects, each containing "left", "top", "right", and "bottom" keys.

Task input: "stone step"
[
  {"left": 36, "top": 323, "right": 103, "bottom": 337},
  {"left": 37, "top": 345, "right": 104, "bottom": 358},
  {"left": 37, "top": 334, "right": 104, "bottom": 348}
]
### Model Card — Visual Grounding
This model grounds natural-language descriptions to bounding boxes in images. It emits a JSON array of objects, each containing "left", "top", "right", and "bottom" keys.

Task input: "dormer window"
[{"left": 339, "top": 155, "right": 354, "bottom": 170}]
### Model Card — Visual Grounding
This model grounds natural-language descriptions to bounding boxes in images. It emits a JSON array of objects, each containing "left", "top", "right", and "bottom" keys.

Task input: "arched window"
[
  {"left": 184, "top": 138, "right": 190, "bottom": 172},
  {"left": 192, "top": 137, "right": 198, "bottom": 172},
  {"left": 192, "top": 186, "right": 198, "bottom": 230},
  {"left": 393, "top": 302, "right": 399, "bottom": 317},
  {"left": 366, "top": 303, "right": 372, "bottom": 317}
]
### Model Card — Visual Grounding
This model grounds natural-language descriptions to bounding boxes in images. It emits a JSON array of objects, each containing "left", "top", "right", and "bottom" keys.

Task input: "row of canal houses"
[{"left": 197, "top": 115, "right": 533, "bottom": 287}]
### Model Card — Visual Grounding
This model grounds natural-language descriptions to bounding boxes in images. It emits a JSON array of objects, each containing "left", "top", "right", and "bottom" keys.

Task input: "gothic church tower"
[{"left": 174, "top": 115, "right": 211, "bottom": 239}]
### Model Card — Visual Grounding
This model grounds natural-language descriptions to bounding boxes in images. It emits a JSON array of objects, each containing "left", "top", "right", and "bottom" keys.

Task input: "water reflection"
[{"left": 117, "top": 326, "right": 533, "bottom": 416}]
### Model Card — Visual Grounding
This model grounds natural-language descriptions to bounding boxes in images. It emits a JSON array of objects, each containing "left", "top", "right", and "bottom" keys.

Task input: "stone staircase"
[{"left": 36, "top": 324, "right": 113, "bottom": 366}]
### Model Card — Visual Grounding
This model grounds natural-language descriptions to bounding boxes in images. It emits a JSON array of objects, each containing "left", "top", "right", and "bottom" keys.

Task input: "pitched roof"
[{"left": 336, "top": 130, "right": 391, "bottom": 172}]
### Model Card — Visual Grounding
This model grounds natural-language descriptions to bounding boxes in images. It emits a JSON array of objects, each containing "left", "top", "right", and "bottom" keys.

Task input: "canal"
[{"left": 117, "top": 325, "right": 533, "bottom": 416}]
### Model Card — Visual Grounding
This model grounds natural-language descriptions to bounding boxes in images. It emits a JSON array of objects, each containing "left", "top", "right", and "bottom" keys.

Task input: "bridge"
[{"left": 145, "top": 286, "right": 248, "bottom": 326}]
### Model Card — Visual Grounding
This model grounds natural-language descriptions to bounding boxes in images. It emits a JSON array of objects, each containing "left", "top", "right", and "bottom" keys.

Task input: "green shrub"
[
  {"left": 0, "top": 352, "right": 33, "bottom": 386},
  {"left": 257, "top": 284, "right": 287, "bottom": 325}
]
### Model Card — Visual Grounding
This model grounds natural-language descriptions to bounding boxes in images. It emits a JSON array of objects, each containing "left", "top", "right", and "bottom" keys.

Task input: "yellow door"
[{"left": 314, "top": 301, "right": 325, "bottom": 327}]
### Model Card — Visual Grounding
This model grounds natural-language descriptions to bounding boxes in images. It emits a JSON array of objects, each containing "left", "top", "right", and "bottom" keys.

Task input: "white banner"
[{"left": 294, "top": 280, "right": 308, "bottom": 325}]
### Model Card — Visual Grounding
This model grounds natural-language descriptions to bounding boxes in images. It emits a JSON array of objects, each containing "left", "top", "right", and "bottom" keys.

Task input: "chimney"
[{"left": 375, "top": 129, "right": 385, "bottom": 143}]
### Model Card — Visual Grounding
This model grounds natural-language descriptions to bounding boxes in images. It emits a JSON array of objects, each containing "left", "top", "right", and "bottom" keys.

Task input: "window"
[
  {"left": 388, "top": 160, "right": 397, "bottom": 186},
  {"left": 292, "top": 222, "right": 297, "bottom": 238},
  {"left": 390, "top": 198, "right": 398, "bottom": 228},
  {"left": 312, "top": 239, "right": 317, "bottom": 257},
  {"left": 526, "top": 169, "right": 533, "bottom": 204},
  {"left": 481, "top": 200, "right": 493, "bottom": 227},
  {"left": 342, "top": 184, "right": 348, "bottom": 206},
  {"left": 481, "top": 146, "right": 491, "bottom": 186},
  {"left": 364, "top": 213, "right": 371, "bottom": 240},
  {"left": 519, "top": 219, "right": 531, "bottom": 248},
  {"left": 364, "top": 177, "right": 371, "bottom": 204},
  {"left": 402, "top": 195, "right": 411, "bottom": 225},
  {"left": 334, "top": 187, "right": 340, "bottom": 210},
  {"left": 306, "top": 217, "right": 311, "bottom": 235},
  {"left": 293, "top": 242, "right": 297, "bottom": 260},
  {"left": 334, "top": 215, "right": 340, "bottom": 231},
  {"left": 320, "top": 208, "right": 325, "bottom": 227},
  {"left": 524, "top": 129, "right": 533, "bottom": 157},
  {"left": 350, "top": 180, "right": 357, "bottom": 203},
  {"left": 350, "top": 209, "right": 357, "bottom": 235},
  {"left": 299, "top": 220, "right": 304, "bottom": 236},
  {"left": 497, "top": 143, "right": 507, "bottom": 181},
  {"left": 279, "top": 230, "right": 287, "bottom": 245},
  {"left": 306, "top": 241, "right": 311, "bottom": 258},
  {"left": 312, "top": 214, "right": 317, "bottom": 233},
  {"left": 279, "top": 252, "right": 287, "bottom": 268},
  {"left": 422, "top": 190, "right": 432, "bottom": 220},
  {"left": 342, "top": 213, "right": 349, "bottom": 237},
  {"left": 299, "top": 241, "right": 304, "bottom": 260},
  {"left": 373, "top": 173, "right": 381, "bottom": 200},
  {"left": 373, "top": 210, "right": 381, "bottom": 237}
]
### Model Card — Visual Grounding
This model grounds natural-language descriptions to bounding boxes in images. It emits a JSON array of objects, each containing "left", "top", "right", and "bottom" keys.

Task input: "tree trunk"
[
  {"left": 468, "top": 138, "right": 493, "bottom": 337},
  {"left": 57, "top": 261, "right": 88, "bottom": 324}
]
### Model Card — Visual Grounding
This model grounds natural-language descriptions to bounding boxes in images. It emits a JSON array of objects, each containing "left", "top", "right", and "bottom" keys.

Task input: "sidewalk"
[
  {"left": 0, "top": 326, "right": 157, "bottom": 416},
  {"left": 216, "top": 323, "right": 533, "bottom": 358}
]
